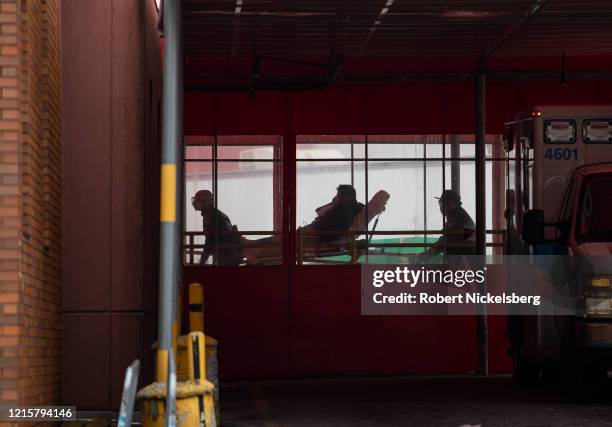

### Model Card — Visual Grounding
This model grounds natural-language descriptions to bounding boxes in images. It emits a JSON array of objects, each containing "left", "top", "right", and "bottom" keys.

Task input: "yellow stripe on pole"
[
  {"left": 160, "top": 164, "right": 177, "bottom": 222},
  {"left": 156, "top": 348, "right": 169, "bottom": 383}
]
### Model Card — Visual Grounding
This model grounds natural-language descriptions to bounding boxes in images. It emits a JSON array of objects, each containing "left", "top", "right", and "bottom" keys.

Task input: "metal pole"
[
  {"left": 450, "top": 134, "right": 460, "bottom": 193},
  {"left": 475, "top": 67, "right": 488, "bottom": 375},
  {"left": 158, "top": 0, "right": 182, "bottom": 383}
]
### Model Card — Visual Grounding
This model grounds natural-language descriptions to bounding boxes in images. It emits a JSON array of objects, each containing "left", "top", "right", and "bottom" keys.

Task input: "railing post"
[
  {"left": 297, "top": 229, "right": 303, "bottom": 265},
  {"left": 350, "top": 232, "right": 357, "bottom": 263}
]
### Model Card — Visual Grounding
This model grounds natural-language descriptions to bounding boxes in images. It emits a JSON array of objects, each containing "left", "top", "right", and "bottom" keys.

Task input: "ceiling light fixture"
[
  {"left": 359, "top": 0, "right": 395, "bottom": 54},
  {"left": 442, "top": 10, "right": 506, "bottom": 18},
  {"left": 381, "top": 0, "right": 394, "bottom": 15},
  {"left": 371, "top": 0, "right": 394, "bottom": 31}
]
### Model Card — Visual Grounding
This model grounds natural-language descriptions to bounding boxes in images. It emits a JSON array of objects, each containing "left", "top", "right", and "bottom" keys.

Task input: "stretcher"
[{"left": 242, "top": 190, "right": 391, "bottom": 265}]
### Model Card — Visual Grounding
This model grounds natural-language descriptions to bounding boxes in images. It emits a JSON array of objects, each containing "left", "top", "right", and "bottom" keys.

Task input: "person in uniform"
[
  {"left": 191, "top": 190, "right": 243, "bottom": 265},
  {"left": 417, "top": 189, "right": 476, "bottom": 261}
]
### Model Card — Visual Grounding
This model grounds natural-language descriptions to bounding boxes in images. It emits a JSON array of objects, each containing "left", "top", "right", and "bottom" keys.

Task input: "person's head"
[
  {"left": 436, "top": 189, "right": 462, "bottom": 214},
  {"left": 192, "top": 190, "right": 213, "bottom": 211},
  {"left": 333, "top": 184, "right": 357, "bottom": 205}
]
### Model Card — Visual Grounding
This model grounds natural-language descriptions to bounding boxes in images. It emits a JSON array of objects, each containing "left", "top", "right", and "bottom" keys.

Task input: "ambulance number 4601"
[{"left": 544, "top": 148, "right": 578, "bottom": 160}]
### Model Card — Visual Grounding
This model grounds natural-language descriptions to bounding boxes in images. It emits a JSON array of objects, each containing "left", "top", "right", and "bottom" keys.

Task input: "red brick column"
[
  {"left": 0, "top": 0, "right": 62, "bottom": 412},
  {"left": 0, "top": 0, "right": 23, "bottom": 409}
]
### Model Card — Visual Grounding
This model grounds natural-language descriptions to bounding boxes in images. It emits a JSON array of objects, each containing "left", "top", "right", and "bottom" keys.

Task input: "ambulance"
[{"left": 504, "top": 106, "right": 612, "bottom": 398}]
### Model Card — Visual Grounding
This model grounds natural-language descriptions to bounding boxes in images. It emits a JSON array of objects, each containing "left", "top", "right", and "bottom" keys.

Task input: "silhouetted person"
[
  {"left": 192, "top": 190, "right": 243, "bottom": 265},
  {"left": 302, "top": 185, "right": 365, "bottom": 242},
  {"left": 417, "top": 189, "right": 476, "bottom": 261}
]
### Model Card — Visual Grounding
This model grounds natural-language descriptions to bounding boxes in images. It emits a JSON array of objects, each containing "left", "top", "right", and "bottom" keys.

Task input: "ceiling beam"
[
  {"left": 483, "top": 0, "right": 552, "bottom": 60},
  {"left": 185, "top": 69, "right": 612, "bottom": 92}
]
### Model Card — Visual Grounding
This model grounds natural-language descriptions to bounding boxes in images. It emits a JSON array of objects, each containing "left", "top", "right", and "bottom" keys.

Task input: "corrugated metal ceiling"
[{"left": 183, "top": 0, "right": 612, "bottom": 59}]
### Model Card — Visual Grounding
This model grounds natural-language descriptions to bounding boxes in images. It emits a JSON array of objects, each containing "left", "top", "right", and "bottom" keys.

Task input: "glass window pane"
[
  {"left": 582, "top": 119, "right": 612, "bottom": 144},
  {"left": 185, "top": 163, "right": 213, "bottom": 265},
  {"left": 296, "top": 135, "right": 366, "bottom": 264},
  {"left": 365, "top": 160, "right": 425, "bottom": 261},
  {"left": 297, "top": 161, "right": 366, "bottom": 228},
  {"left": 368, "top": 135, "right": 425, "bottom": 159},
  {"left": 186, "top": 145, "right": 212, "bottom": 160},
  {"left": 544, "top": 120, "right": 576, "bottom": 144},
  {"left": 424, "top": 135, "right": 445, "bottom": 158},
  {"left": 297, "top": 134, "right": 365, "bottom": 159},
  {"left": 457, "top": 135, "right": 502, "bottom": 158},
  {"left": 218, "top": 145, "right": 275, "bottom": 160},
  {"left": 184, "top": 135, "right": 283, "bottom": 266}
]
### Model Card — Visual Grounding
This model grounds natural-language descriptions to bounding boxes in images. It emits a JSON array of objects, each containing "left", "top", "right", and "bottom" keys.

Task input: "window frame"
[
  {"left": 184, "top": 135, "right": 284, "bottom": 266},
  {"left": 543, "top": 119, "right": 577, "bottom": 145},
  {"left": 582, "top": 119, "right": 612, "bottom": 144}
]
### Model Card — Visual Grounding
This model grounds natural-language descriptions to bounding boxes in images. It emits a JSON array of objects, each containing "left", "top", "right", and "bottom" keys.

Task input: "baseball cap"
[{"left": 435, "top": 189, "right": 461, "bottom": 204}]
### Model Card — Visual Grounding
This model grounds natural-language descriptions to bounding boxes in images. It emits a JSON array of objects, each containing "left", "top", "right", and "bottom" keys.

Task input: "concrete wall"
[{"left": 61, "top": 0, "right": 161, "bottom": 410}]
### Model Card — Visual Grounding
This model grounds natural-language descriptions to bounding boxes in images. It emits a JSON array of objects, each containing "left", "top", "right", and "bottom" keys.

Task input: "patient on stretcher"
[
  {"left": 242, "top": 185, "right": 390, "bottom": 264},
  {"left": 302, "top": 185, "right": 365, "bottom": 242}
]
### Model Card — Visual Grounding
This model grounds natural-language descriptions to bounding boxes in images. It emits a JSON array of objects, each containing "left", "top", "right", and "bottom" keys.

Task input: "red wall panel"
[
  {"left": 365, "top": 83, "right": 445, "bottom": 134},
  {"left": 182, "top": 75, "right": 612, "bottom": 379},
  {"left": 293, "top": 84, "right": 366, "bottom": 135},
  {"left": 185, "top": 78, "right": 610, "bottom": 136},
  {"left": 184, "top": 266, "right": 292, "bottom": 379},
  {"left": 291, "top": 266, "right": 478, "bottom": 376},
  {"left": 185, "top": 264, "right": 509, "bottom": 379}
]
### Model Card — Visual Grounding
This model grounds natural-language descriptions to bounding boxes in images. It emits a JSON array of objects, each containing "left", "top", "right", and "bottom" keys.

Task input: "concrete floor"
[{"left": 220, "top": 374, "right": 612, "bottom": 426}]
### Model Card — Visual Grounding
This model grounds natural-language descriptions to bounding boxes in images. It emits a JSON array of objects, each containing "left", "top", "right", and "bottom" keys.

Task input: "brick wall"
[
  {"left": 0, "top": 0, "right": 22, "bottom": 407},
  {"left": 0, "top": 0, "right": 62, "bottom": 410}
]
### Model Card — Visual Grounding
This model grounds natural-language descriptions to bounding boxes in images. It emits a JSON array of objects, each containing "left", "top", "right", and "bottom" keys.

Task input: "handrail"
[
  {"left": 182, "top": 228, "right": 508, "bottom": 265},
  {"left": 183, "top": 229, "right": 506, "bottom": 236}
]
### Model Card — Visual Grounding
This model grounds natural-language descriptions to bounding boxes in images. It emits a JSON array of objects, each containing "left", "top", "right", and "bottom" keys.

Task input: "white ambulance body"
[
  {"left": 530, "top": 106, "right": 612, "bottom": 233},
  {"left": 506, "top": 106, "right": 612, "bottom": 237},
  {"left": 504, "top": 105, "right": 612, "bottom": 398}
]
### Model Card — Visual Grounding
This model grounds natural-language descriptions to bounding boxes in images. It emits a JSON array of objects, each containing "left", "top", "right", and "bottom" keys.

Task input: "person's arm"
[
  {"left": 201, "top": 212, "right": 220, "bottom": 264},
  {"left": 201, "top": 231, "right": 213, "bottom": 264},
  {"left": 416, "top": 234, "right": 445, "bottom": 262},
  {"left": 304, "top": 208, "right": 335, "bottom": 231},
  {"left": 419, "top": 210, "right": 476, "bottom": 262},
  {"left": 417, "top": 214, "right": 462, "bottom": 262}
]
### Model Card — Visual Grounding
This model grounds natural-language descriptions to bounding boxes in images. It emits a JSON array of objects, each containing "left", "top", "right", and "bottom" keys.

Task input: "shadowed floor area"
[{"left": 220, "top": 374, "right": 612, "bottom": 426}]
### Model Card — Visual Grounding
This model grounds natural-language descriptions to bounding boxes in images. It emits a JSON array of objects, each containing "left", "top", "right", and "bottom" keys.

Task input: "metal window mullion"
[
  {"left": 213, "top": 136, "right": 218, "bottom": 265},
  {"left": 364, "top": 134, "right": 369, "bottom": 263},
  {"left": 442, "top": 133, "right": 446, "bottom": 260},
  {"left": 423, "top": 136, "right": 427, "bottom": 243},
  {"left": 350, "top": 142, "right": 354, "bottom": 187},
  {"left": 475, "top": 67, "right": 488, "bottom": 377}
]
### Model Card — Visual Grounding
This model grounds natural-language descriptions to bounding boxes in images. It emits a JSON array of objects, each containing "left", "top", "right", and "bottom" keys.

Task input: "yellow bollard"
[
  {"left": 188, "top": 283, "right": 204, "bottom": 333},
  {"left": 176, "top": 332, "right": 216, "bottom": 427},
  {"left": 181, "top": 283, "right": 220, "bottom": 424},
  {"left": 145, "top": 290, "right": 217, "bottom": 427},
  {"left": 137, "top": 380, "right": 214, "bottom": 427},
  {"left": 176, "top": 333, "right": 205, "bottom": 382},
  {"left": 205, "top": 336, "right": 220, "bottom": 424}
]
